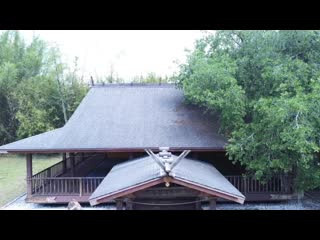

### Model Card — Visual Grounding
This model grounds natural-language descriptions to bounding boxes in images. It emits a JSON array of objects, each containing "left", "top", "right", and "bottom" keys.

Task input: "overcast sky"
[{"left": 17, "top": 30, "right": 207, "bottom": 82}]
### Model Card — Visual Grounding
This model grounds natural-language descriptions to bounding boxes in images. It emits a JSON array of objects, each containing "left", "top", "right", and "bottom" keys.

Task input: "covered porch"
[{"left": 25, "top": 152, "right": 295, "bottom": 204}]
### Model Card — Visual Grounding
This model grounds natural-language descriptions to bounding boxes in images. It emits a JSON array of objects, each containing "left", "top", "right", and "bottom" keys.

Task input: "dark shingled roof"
[
  {"left": 89, "top": 155, "right": 245, "bottom": 205},
  {"left": 0, "top": 84, "right": 227, "bottom": 152}
]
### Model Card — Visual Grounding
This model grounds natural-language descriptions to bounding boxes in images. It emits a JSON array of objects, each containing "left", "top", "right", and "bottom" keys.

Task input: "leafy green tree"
[
  {"left": 0, "top": 31, "right": 88, "bottom": 142},
  {"left": 175, "top": 30, "right": 320, "bottom": 190},
  {"left": 132, "top": 72, "right": 170, "bottom": 84}
]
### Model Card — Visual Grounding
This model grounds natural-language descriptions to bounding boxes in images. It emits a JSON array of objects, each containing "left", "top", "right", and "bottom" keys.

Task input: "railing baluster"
[
  {"left": 252, "top": 178, "right": 255, "bottom": 192},
  {"left": 255, "top": 179, "right": 257, "bottom": 192},
  {"left": 279, "top": 177, "right": 281, "bottom": 192},
  {"left": 252, "top": 178, "right": 254, "bottom": 192},
  {"left": 79, "top": 179, "right": 82, "bottom": 197},
  {"left": 86, "top": 179, "right": 89, "bottom": 194},
  {"left": 235, "top": 177, "right": 237, "bottom": 189}
]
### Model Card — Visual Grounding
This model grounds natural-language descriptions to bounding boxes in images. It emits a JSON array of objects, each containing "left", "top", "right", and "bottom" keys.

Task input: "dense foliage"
[
  {"left": 175, "top": 30, "right": 320, "bottom": 190},
  {"left": 0, "top": 31, "right": 88, "bottom": 144},
  {"left": 131, "top": 72, "right": 170, "bottom": 84}
]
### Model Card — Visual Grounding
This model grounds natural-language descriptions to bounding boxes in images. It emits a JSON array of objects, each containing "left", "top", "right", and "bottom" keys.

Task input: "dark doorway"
[{"left": 131, "top": 198, "right": 198, "bottom": 210}]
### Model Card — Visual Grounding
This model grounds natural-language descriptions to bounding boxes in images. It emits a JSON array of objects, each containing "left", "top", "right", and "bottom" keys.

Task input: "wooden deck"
[{"left": 25, "top": 153, "right": 295, "bottom": 204}]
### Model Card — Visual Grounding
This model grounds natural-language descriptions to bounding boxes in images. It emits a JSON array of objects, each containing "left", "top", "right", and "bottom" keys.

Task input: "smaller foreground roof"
[{"left": 89, "top": 156, "right": 245, "bottom": 205}]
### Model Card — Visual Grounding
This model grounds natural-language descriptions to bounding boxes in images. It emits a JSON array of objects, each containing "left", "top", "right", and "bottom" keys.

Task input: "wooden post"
[
  {"left": 116, "top": 199, "right": 124, "bottom": 210},
  {"left": 79, "top": 179, "right": 82, "bottom": 197},
  {"left": 283, "top": 174, "right": 289, "bottom": 193},
  {"left": 62, "top": 153, "right": 67, "bottom": 173},
  {"left": 70, "top": 153, "right": 75, "bottom": 177},
  {"left": 209, "top": 199, "right": 216, "bottom": 210},
  {"left": 26, "top": 154, "right": 33, "bottom": 197},
  {"left": 243, "top": 176, "right": 247, "bottom": 194}
]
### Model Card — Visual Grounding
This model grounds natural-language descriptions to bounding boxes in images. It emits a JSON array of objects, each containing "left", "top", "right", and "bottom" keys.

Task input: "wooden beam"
[
  {"left": 62, "top": 153, "right": 67, "bottom": 173},
  {"left": 70, "top": 153, "right": 75, "bottom": 177},
  {"left": 26, "top": 154, "right": 33, "bottom": 197},
  {"left": 6, "top": 147, "right": 226, "bottom": 154}
]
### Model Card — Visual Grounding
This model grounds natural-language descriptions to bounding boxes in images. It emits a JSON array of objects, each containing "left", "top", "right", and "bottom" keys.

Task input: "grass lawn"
[{"left": 0, "top": 154, "right": 61, "bottom": 207}]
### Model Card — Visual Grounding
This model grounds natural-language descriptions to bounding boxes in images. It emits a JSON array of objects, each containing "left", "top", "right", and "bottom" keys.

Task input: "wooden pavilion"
[{"left": 0, "top": 84, "right": 295, "bottom": 209}]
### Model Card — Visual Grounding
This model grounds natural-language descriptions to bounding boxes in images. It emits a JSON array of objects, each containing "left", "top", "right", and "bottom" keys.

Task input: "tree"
[
  {"left": 0, "top": 31, "right": 89, "bottom": 142},
  {"left": 131, "top": 72, "right": 170, "bottom": 84},
  {"left": 174, "top": 30, "right": 320, "bottom": 190}
]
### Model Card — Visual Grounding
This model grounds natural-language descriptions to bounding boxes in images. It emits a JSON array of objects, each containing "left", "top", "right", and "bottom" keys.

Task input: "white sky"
[{"left": 17, "top": 30, "right": 207, "bottom": 82}]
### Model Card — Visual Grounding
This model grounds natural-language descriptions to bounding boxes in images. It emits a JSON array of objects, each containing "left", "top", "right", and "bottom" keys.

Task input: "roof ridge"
[{"left": 91, "top": 83, "right": 176, "bottom": 88}]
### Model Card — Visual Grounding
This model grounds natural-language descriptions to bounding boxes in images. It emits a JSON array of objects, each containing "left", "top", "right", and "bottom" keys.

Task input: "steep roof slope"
[{"left": 0, "top": 84, "right": 227, "bottom": 153}]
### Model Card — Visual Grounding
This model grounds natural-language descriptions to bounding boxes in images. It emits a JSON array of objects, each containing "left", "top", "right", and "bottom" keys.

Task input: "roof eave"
[
  {"left": 1, "top": 147, "right": 226, "bottom": 154},
  {"left": 170, "top": 177, "right": 245, "bottom": 204},
  {"left": 89, "top": 178, "right": 165, "bottom": 206}
]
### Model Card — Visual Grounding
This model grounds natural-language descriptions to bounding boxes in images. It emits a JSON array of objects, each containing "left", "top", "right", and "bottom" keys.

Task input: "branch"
[{"left": 295, "top": 111, "right": 301, "bottom": 129}]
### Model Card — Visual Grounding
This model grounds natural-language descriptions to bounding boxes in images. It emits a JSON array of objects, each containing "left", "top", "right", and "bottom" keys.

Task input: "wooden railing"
[
  {"left": 31, "top": 153, "right": 105, "bottom": 196},
  {"left": 31, "top": 177, "right": 104, "bottom": 196},
  {"left": 30, "top": 169, "right": 292, "bottom": 198},
  {"left": 32, "top": 153, "right": 102, "bottom": 179},
  {"left": 33, "top": 160, "right": 66, "bottom": 179},
  {"left": 226, "top": 175, "right": 292, "bottom": 194}
]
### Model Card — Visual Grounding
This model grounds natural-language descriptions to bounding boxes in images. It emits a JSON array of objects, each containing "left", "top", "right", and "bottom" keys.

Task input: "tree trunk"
[{"left": 55, "top": 61, "right": 68, "bottom": 124}]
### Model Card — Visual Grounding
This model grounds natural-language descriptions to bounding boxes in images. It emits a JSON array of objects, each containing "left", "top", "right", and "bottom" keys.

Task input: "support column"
[
  {"left": 26, "top": 154, "right": 33, "bottom": 197},
  {"left": 70, "top": 153, "right": 75, "bottom": 177},
  {"left": 209, "top": 199, "right": 216, "bottom": 210},
  {"left": 62, "top": 153, "right": 67, "bottom": 174},
  {"left": 243, "top": 176, "right": 247, "bottom": 195}
]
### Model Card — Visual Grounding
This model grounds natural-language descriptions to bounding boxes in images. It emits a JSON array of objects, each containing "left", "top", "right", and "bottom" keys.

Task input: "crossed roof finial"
[{"left": 145, "top": 147, "right": 191, "bottom": 173}]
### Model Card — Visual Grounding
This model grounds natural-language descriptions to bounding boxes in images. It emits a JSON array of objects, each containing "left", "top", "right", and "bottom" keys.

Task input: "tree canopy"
[
  {"left": 0, "top": 31, "right": 88, "bottom": 144},
  {"left": 174, "top": 30, "right": 320, "bottom": 191}
]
